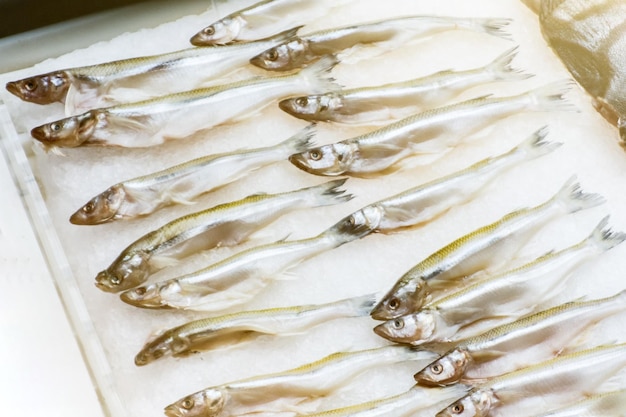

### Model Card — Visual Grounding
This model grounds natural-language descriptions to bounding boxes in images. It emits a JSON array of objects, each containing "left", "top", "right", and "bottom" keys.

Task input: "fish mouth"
[
  {"left": 94, "top": 270, "right": 123, "bottom": 293},
  {"left": 163, "top": 404, "right": 184, "bottom": 417},
  {"left": 5, "top": 81, "right": 21, "bottom": 98},
  {"left": 119, "top": 288, "right": 169, "bottom": 309},
  {"left": 189, "top": 32, "right": 209, "bottom": 46},
  {"left": 30, "top": 125, "right": 49, "bottom": 142},
  {"left": 369, "top": 302, "right": 391, "bottom": 321},
  {"left": 288, "top": 153, "right": 335, "bottom": 176}
]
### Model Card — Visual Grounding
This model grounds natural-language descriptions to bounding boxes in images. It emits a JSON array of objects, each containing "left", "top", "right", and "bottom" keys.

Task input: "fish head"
[
  {"left": 164, "top": 389, "right": 226, "bottom": 417},
  {"left": 289, "top": 142, "right": 355, "bottom": 176},
  {"left": 436, "top": 390, "right": 496, "bottom": 417},
  {"left": 278, "top": 93, "right": 340, "bottom": 121},
  {"left": 329, "top": 206, "right": 383, "bottom": 237},
  {"left": 30, "top": 110, "right": 100, "bottom": 148},
  {"left": 134, "top": 330, "right": 190, "bottom": 366},
  {"left": 373, "top": 310, "right": 438, "bottom": 345},
  {"left": 69, "top": 185, "right": 127, "bottom": 225},
  {"left": 95, "top": 251, "right": 151, "bottom": 293},
  {"left": 414, "top": 348, "right": 472, "bottom": 387},
  {"left": 370, "top": 277, "right": 430, "bottom": 320},
  {"left": 5, "top": 71, "right": 70, "bottom": 104},
  {"left": 190, "top": 16, "right": 244, "bottom": 45},
  {"left": 119, "top": 281, "right": 174, "bottom": 309},
  {"left": 249, "top": 39, "right": 308, "bottom": 71}
]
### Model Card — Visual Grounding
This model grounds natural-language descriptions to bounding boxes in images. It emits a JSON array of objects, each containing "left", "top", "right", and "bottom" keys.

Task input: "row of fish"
[{"left": 5, "top": 0, "right": 625, "bottom": 416}]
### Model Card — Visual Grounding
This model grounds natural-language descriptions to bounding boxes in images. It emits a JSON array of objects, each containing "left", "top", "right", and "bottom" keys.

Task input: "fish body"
[
  {"left": 164, "top": 345, "right": 439, "bottom": 417},
  {"left": 376, "top": 217, "right": 626, "bottom": 346},
  {"left": 134, "top": 293, "right": 376, "bottom": 366},
  {"left": 30, "top": 56, "right": 338, "bottom": 149},
  {"left": 190, "top": 0, "right": 352, "bottom": 45},
  {"left": 436, "top": 343, "right": 626, "bottom": 417},
  {"left": 294, "top": 385, "right": 468, "bottom": 417},
  {"left": 332, "top": 127, "right": 559, "bottom": 233},
  {"left": 250, "top": 16, "right": 511, "bottom": 71},
  {"left": 531, "top": 390, "right": 626, "bottom": 417},
  {"left": 94, "top": 179, "right": 351, "bottom": 292},
  {"left": 69, "top": 126, "right": 316, "bottom": 225},
  {"left": 288, "top": 81, "right": 574, "bottom": 177},
  {"left": 120, "top": 215, "right": 374, "bottom": 311},
  {"left": 532, "top": 0, "right": 626, "bottom": 143},
  {"left": 414, "top": 289, "right": 626, "bottom": 386},
  {"left": 5, "top": 28, "right": 300, "bottom": 113},
  {"left": 370, "top": 177, "right": 604, "bottom": 321},
  {"left": 279, "top": 47, "right": 531, "bottom": 124}
]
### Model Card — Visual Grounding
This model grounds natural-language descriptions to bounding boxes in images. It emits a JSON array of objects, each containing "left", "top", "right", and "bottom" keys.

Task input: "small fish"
[
  {"left": 190, "top": 0, "right": 352, "bottom": 46},
  {"left": 414, "top": 289, "right": 626, "bottom": 386},
  {"left": 30, "top": 56, "right": 338, "bottom": 150},
  {"left": 288, "top": 81, "right": 574, "bottom": 177},
  {"left": 250, "top": 16, "right": 511, "bottom": 71},
  {"left": 120, "top": 212, "right": 374, "bottom": 311},
  {"left": 531, "top": 390, "right": 626, "bottom": 417},
  {"left": 370, "top": 177, "right": 605, "bottom": 321},
  {"left": 94, "top": 179, "right": 351, "bottom": 293},
  {"left": 435, "top": 343, "right": 626, "bottom": 417},
  {"left": 164, "top": 345, "right": 438, "bottom": 417},
  {"left": 134, "top": 293, "right": 376, "bottom": 366},
  {"left": 293, "top": 385, "right": 469, "bottom": 417},
  {"left": 70, "top": 126, "right": 316, "bottom": 225},
  {"left": 331, "top": 127, "right": 559, "bottom": 233},
  {"left": 5, "top": 28, "right": 300, "bottom": 114},
  {"left": 375, "top": 217, "right": 626, "bottom": 346},
  {"left": 279, "top": 47, "right": 531, "bottom": 124}
]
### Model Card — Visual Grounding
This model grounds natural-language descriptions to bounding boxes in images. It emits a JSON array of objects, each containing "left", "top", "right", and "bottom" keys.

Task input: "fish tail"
[
  {"left": 303, "top": 178, "right": 353, "bottom": 207},
  {"left": 585, "top": 215, "right": 626, "bottom": 253},
  {"left": 514, "top": 125, "right": 562, "bottom": 160},
  {"left": 297, "top": 55, "right": 341, "bottom": 94},
  {"left": 553, "top": 175, "right": 605, "bottom": 214},
  {"left": 349, "top": 292, "right": 379, "bottom": 316},
  {"left": 467, "top": 18, "right": 513, "bottom": 40},
  {"left": 526, "top": 80, "right": 578, "bottom": 112},
  {"left": 486, "top": 46, "right": 534, "bottom": 81},
  {"left": 278, "top": 124, "right": 317, "bottom": 155}
]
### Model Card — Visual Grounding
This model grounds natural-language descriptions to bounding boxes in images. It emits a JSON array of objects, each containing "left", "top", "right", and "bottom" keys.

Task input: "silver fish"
[
  {"left": 370, "top": 177, "right": 605, "bottom": 321},
  {"left": 134, "top": 293, "right": 376, "bottom": 366},
  {"left": 164, "top": 345, "right": 438, "bottom": 417},
  {"left": 374, "top": 217, "right": 625, "bottom": 346},
  {"left": 279, "top": 47, "right": 531, "bottom": 124},
  {"left": 531, "top": 390, "right": 626, "bottom": 417},
  {"left": 5, "top": 27, "right": 300, "bottom": 114},
  {"left": 331, "top": 127, "right": 559, "bottom": 233},
  {"left": 288, "top": 81, "right": 574, "bottom": 177},
  {"left": 30, "top": 56, "right": 338, "bottom": 149},
  {"left": 94, "top": 179, "right": 351, "bottom": 293},
  {"left": 119, "top": 213, "right": 374, "bottom": 311},
  {"left": 295, "top": 385, "right": 469, "bottom": 417},
  {"left": 414, "top": 289, "right": 626, "bottom": 386},
  {"left": 69, "top": 126, "right": 316, "bottom": 225},
  {"left": 190, "top": 0, "right": 353, "bottom": 46},
  {"left": 436, "top": 343, "right": 626, "bottom": 417},
  {"left": 250, "top": 16, "right": 511, "bottom": 71}
]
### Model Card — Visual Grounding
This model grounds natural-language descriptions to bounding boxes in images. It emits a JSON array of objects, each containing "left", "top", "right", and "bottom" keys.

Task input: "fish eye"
[
  {"left": 135, "top": 287, "right": 146, "bottom": 296},
  {"left": 392, "top": 319, "right": 404, "bottom": 329},
  {"left": 24, "top": 80, "right": 37, "bottom": 91},
  {"left": 83, "top": 202, "right": 95, "bottom": 213},
  {"left": 348, "top": 216, "right": 356, "bottom": 226},
  {"left": 204, "top": 26, "right": 215, "bottom": 36},
  {"left": 181, "top": 398, "right": 194, "bottom": 410},
  {"left": 50, "top": 122, "right": 62, "bottom": 132},
  {"left": 452, "top": 403, "right": 464, "bottom": 414},
  {"left": 388, "top": 297, "right": 400, "bottom": 310},
  {"left": 110, "top": 276, "right": 121, "bottom": 285},
  {"left": 267, "top": 49, "right": 279, "bottom": 61},
  {"left": 295, "top": 97, "right": 308, "bottom": 107},
  {"left": 431, "top": 364, "right": 443, "bottom": 374},
  {"left": 309, "top": 150, "right": 322, "bottom": 161}
]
